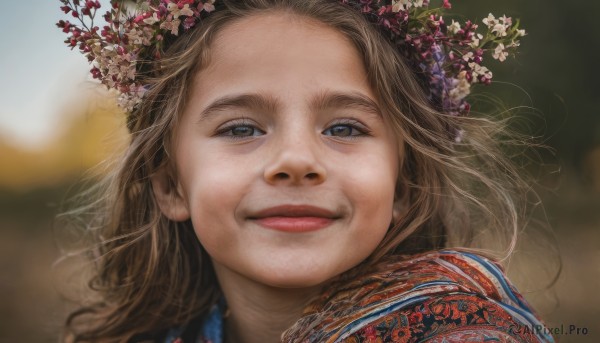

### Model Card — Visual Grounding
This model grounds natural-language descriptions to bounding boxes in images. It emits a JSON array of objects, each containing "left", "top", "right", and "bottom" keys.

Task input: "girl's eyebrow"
[
  {"left": 315, "top": 91, "right": 383, "bottom": 120},
  {"left": 196, "top": 90, "right": 383, "bottom": 122}
]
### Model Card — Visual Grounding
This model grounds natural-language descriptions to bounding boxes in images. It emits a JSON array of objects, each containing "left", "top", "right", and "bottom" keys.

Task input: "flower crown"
[{"left": 57, "top": 0, "right": 525, "bottom": 133}]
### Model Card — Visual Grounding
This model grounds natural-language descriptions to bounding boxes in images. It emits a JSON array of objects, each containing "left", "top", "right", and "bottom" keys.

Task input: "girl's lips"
[
  {"left": 252, "top": 216, "right": 335, "bottom": 232},
  {"left": 250, "top": 204, "right": 338, "bottom": 219}
]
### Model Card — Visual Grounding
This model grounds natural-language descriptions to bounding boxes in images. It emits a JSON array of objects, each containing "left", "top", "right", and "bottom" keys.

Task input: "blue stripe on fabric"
[
  {"left": 495, "top": 298, "right": 556, "bottom": 343},
  {"left": 411, "top": 280, "right": 459, "bottom": 290},
  {"left": 442, "top": 250, "right": 528, "bottom": 310},
  {"left": 440, "top": 250, "right": 555, "bottom": 343}
]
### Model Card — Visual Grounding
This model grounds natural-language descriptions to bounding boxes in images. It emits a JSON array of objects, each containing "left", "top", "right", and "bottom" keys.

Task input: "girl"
[{"left": 57, "top": 0, "right": 555, "bottom": 342}]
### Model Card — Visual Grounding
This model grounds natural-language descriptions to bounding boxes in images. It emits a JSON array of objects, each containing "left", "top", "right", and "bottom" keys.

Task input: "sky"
[{"left": 0, "top": 1, "right": 92, "bottom": 148}]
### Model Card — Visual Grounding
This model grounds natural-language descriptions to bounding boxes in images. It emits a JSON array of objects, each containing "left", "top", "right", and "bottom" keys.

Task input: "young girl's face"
[{"left": 162, "top": 13, "right": 400, "bottom": 288}]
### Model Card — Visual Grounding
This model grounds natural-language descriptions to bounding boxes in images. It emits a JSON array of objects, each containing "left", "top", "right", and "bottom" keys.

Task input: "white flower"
[
  {"left": 486, "top": 15, "right": 512, "bottom": 37},
  {"left": 392, "top": 0, "right": 425, "bottom": 12},
  {"left": 470, "top": 33, "right": 483, "bottom": 48},
  {"left": 128, "top": 28, "right": 143, "bottom": 45},
  {"left": 143, "top": 12, "right": 159, "bottom": 25},
  {"left": 202, "top": 0, "right": 216, "bottom": 12},
  {"left": 482, "top": 13, "right": 497, "bottom": 29},
  {"left": 455, "top": 129, "right": 465, "bottom": 143},
  {"left": 117, "top": 83, "right": 146, "bottom": 112},
  {"left": 493, "top": 43, "right": 508, "bottom": 61},
  {"left": 507, "top": 40, "right": 520, "bottom": 48},
  {"left": 469, "top": 63, "right": 492, "bottom": 80},
  {"left": 392, "top": 0, "right": 409, "bottom": 11},
  {"left": 127, "top": 26, "right": 153, "bottom": 46},
  {"left": 160, "top": 19, "right": 182, "bottom": 36},
  {"left": 462, "top": 52, "right": 474, "bottom": 62},
  {"left": 166, "top": 3, "right": 178, "bottom": 15},
  {"left": 167, "top": 3, "right": 194, "bottom": 19},
  {"left": 492, "top": 23, "right": 508, "bottom": 37},
  {"left": 179, "top": 4, "right": 194, "bottom": 17},
  {"left": 448, "top": 20, "right": 461, "bottom": 34},
  {"left": 517, "top": 29, "right": 527, "bottom": 37},
  {"left": 449, "top": 71, "right": 471, "bottom": 101},
  {"left": 499, "top": 15, "right": 512, "bottom": 26}
]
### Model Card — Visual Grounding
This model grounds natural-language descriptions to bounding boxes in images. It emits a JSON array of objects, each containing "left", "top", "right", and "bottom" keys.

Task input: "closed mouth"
[{"left": 248, "top": 204, "right": 340, "bottom": 220}]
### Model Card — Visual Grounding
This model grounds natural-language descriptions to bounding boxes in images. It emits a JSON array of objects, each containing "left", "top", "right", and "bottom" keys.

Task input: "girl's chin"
[
  {"left": 252, "top": 273, "right": 334, "bottom": 289},
  {"left": 243, "top": 260, "right": 349, "bottom": 289}
]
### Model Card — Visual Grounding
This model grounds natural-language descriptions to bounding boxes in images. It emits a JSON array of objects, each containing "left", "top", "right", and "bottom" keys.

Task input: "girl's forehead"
[
  {"left": 217, "top": 11, "right": 338, "bottom": 40},
  {"left": 209, "top": 11, "right": 360, "bottom": 65},
  {"left": 196, "top": 11, "right": 375, "bottom": 104}
]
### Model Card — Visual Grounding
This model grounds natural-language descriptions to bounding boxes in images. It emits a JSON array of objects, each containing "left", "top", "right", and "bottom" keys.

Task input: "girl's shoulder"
[{"left": 282, "top": 249, "right": 555, "bottom": 343}]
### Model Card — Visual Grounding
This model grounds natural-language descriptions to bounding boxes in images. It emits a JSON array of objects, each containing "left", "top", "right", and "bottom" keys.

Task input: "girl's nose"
[{"left": 263, "top": 127, "right": 327, "bottom": 186}]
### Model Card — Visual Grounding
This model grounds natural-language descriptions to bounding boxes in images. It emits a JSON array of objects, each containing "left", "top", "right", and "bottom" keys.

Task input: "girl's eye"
[
  {"left": 229, "top": 126, "right": 257, "bottom": 136},
  {"left": 216, "top": 120, "right": 264, "bottom": 140},
  {"left": 323, "top": 120, "right": 371, "bottom": 140},
  {"left": 216, "top": 119, "right": 370, "bottom": 140}
]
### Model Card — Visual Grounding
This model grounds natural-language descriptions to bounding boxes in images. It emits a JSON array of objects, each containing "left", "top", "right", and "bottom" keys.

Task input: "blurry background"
[{"left": 0, "top": 0, "right": 598, "bottom": 342}]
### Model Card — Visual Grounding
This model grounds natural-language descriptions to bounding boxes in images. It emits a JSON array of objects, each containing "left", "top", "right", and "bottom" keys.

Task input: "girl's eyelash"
[
  {"left": 215, "top": 118, "right": 372, "bottom": 140},
  {"left": 215, "top": 119, "right": 262, "bottom": 140},
  {"left": 323, "top": 119, "right": 372, "bottom": 141}
]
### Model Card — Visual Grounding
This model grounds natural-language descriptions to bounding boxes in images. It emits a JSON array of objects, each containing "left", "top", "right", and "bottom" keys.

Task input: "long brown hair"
[{"left": 62, "top": 0, "right": 541, "bottom": 341}]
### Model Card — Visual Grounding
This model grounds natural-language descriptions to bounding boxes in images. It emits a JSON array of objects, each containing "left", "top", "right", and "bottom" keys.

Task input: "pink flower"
[
  {"left": 200, "top": 0, "right": 216, "bottom": 13},
  {"left": 160, "top": 18, "right": 182, "bottom": 35},
  {"left": 57, "top": 0, "right": 525, "bottom": 121}
]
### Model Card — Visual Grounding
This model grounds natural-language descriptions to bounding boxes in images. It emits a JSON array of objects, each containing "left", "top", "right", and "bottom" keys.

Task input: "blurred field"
[
  {"left": 539, "top": 172, "right": 600, "bottom": 342},
  {"left": 0, "top": 99, "right": 599, "bottom": 342},
  {"left": 0, "top": 98, "right": 127, "bottom": 342}
]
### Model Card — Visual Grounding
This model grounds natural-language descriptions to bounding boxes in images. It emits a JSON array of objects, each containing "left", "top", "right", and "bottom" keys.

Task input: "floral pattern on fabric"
[
  {"left": 166, "top": 250, "right": 554, "bottom": 343},
  {"left": 281, "top": 250, "right": 554, "bottom": 343}
]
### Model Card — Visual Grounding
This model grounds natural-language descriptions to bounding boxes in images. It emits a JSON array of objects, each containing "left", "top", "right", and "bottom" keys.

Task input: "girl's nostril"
[
  {"left": 307, "top": 173, "right": 318, "bottom": 179},
  {"left": 276, "top": 172, "right": 289, "bottom": 179}
]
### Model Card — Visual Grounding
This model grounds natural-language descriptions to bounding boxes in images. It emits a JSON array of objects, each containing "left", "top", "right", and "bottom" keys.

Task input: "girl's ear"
[{"left": 151, "top": 168, "right": 190, "bottom": 222}]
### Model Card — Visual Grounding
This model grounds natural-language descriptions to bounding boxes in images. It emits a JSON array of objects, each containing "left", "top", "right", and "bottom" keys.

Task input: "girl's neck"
[{"left": 213, "top": 263, "right": 323, "bottom": 343}]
